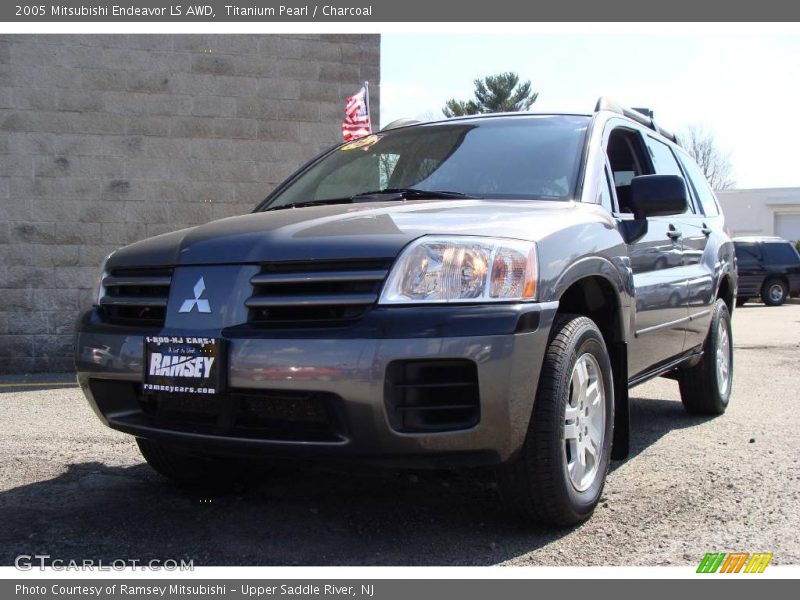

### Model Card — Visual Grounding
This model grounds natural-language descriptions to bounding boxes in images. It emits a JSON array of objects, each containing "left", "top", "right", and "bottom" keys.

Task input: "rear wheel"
[
  {"left": 761, "top": 278, "right": 787, "bottom": 306},
  {"left": 678, "top": 299, "right": 732, "bottom": 415},
  {"left": 136, "top": 438, "right": 239, "bottom": 489},
  {"left": 497, "top": 315, "right": 614, "bottom": 526}
]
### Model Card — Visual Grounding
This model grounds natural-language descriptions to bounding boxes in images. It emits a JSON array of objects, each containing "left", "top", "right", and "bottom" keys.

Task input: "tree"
[
  {"left": 680, "top": 125, "right": 736, "bottom": 191},
  {"left": 442, "top": 72, "right": 539, "bottom": 118}
]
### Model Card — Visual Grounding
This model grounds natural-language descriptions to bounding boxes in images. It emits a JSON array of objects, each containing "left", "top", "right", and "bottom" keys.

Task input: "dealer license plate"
[{"left": 143, "top": 335, "right": 224, "bottom": 395}]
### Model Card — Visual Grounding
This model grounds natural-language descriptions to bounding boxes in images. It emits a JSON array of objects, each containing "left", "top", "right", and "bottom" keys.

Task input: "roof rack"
[{"left": 595, "top": 97, "right": 680, "bottom": 146}]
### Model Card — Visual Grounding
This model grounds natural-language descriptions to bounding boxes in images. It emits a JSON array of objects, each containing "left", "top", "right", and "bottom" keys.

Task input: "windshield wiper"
[
  {"left": 352, "top": 188, "right": 482, "bottom": 200},
  {"left": 264, "top": 188, "right": 481, "bottom": 211}
]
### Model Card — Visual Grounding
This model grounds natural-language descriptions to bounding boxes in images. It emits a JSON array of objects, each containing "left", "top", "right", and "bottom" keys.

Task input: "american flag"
[{"left": 341, "top": 84, "right": 372, "bottom": 141}]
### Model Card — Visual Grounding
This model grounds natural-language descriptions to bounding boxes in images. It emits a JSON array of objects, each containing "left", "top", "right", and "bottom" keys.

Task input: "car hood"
[{"left": 106, "top": 199, "right": 587, "bottom": 269}]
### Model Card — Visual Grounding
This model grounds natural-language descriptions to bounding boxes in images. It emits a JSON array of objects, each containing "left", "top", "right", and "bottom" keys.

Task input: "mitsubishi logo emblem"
[{"left": 178, "top": 277, "right": 211, "bottom": 313}]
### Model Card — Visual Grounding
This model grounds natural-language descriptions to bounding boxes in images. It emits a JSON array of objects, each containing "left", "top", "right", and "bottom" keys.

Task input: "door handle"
[
  {"left": 667, "top": 226, "right": 682, "bottom": 240},
  {"left": 701, "top": 223, "right": 712, "bottom": 236}
]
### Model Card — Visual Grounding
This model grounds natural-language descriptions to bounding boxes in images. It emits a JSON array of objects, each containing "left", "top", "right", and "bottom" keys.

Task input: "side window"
[
  {"left": 606, "top": 128, "right": 653, "bottom": 214},
  {"left": 734, "top": 243, "right": 761, "bottom": 266},
  {"left": 645, "top": 136, "right": 693, "bottom": 214},
  {"left": 678, "top": 153, "right": 721, "bottom": 217},
  {"left": 763, "top": 242, "right": 800, "bottom": 265}
]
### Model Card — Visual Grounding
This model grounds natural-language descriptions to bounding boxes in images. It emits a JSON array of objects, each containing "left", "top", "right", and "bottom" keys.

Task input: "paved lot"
[{"left": 1, "top": 301, "right": 799, "bottom": 566}]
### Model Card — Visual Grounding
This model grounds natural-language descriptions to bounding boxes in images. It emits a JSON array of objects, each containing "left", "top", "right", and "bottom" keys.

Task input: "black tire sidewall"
[
  {"left": 707, "top": 300, "right": 733, "bottom": 407},
  {"left": 538, "top": 319, "right": 615, "bottom": 519},
  {"left": 763, "top": 279, "right": 787, "bottom": 306}
]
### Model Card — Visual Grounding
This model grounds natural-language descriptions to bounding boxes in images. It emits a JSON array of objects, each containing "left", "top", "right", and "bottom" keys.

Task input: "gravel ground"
[{"left": 1, "top": 301, "right": 799, "bottom": 566}]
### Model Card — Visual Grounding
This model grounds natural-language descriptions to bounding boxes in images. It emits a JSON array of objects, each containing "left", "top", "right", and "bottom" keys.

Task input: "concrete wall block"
[
  {"left": 81, "top": 69, "right": 129, "bottom": 92},
  {"left": 8, "top": 311, "right": 48, "bottom": 335},
  {"left": 102, "top": 221, "right": 147, "bottom": 245},
  {"left": 6, "top": 266, "right": 54, "bottom": 290},
  {"left": 170, "top": 116, "right": 215, "bottom": 138},
  {"left": 0, "top": 155, "right": 33, "bottom": 177},
  {"left": 54, "top": 222, "right": 102, "bottom": 246},
  {"left": 276, "top": 100, "right": 321, "bottom": 122},
  {"left": 212, "top": 118, "right": 257, "bottom": 140},
  {"left": 11, "top": 87, "right": 60, "bottom": 111},
  {"left": 30, "top": 199, "right": 83, "bottom": 224},
  {"left": 257, "top": 78, "right": 300, "bottom": 100},
  {"left": 32, "top": 288, "right": 81, "bottom": 311},
  {"left": 147, "top": 93, "right": 193, "bottom": 116},
  {"left": 0, "top": 336, "right": 34, "bottom": 360},
  {"left": 124, "top": 158, "right": 170, "bottom": 181},
  {"left": 126, "top": 115, "right": 173, "bottom": 137},
  {"left": 256, "top": 121, "right": 300, "bottom": 143},
  {"left": 53, "top": 266, "right": 98, "bottom": 290},
  {"left": 211, "top": 160, "right": 257, "bottom": 183},
  {"left": 0, "top": 289, "right": 35, "bottom": 311},
  {"left": 9, "top": 222, "right": 56, "bottom": 245},
  {"left": 319, "top": 62, "right": 362, "bottom": 84},
  {"left": 235, "top": 97, "right": 277, "bottom": 120},
  {"left": 192, "top": 95, "right": 237, "bottom": 118},
  {"left": 174, "top": 35, "right": 259, "bottom": 55},
  {"left": 277, "top": 59, "right": 321, "bottom": 81},
  {"left": 125, "top": 201, "right": 171, "bottom": 224},
  {"left": 127, "top": 70, "right": 173, "bottom": 93}
]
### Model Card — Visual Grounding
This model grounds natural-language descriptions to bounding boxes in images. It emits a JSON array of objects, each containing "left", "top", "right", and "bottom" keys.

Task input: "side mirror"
[{"left": 629, "top": 175, "right": 689, "bottom": 219}]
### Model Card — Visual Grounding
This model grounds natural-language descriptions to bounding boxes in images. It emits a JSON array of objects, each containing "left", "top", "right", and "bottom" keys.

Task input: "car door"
[
  {"left": 605, "top": 123, "right": 688, "bottom": 376},
  {"left": 734, "top": 242, "right": 766, "bottom": 298},
  {"left": 645, "top": 138, "right": 715, "bottom": 351}
]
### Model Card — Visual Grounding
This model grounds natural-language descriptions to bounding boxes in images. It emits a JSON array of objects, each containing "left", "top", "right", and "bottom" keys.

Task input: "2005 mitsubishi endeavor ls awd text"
[{"left": 75, "top": 99, "right": 736, "bottom": 526}]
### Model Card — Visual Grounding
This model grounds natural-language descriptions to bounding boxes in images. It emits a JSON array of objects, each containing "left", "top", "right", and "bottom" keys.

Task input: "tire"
[
  {"left": 678, "top": 299, "right": 733, "bottom": 415},
  {"left": 735, "top": 297, "right": 748, "bottom": 308},
  {"left": 497, "top": 315, "right": 614, "bottom": 527},
  {"left": 136, "top": 438, "right": 239, "bottom": 489},
  {"left": 761, "top": 278, "right": 788, "bottom": 306}
]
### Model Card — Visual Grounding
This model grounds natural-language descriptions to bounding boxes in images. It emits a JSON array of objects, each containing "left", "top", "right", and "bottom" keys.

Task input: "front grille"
[
  {"left": 384, "top": 359, "right": 480, "bottom": 433},
  {"left": 99, "top": 267, "right": 172, "bottom": 327},
  {"left": 139, "top": 388, "right": 342, "bottom": 441},
  {"left": 245, "top": 259, "right": 391, "bottom": 326}
]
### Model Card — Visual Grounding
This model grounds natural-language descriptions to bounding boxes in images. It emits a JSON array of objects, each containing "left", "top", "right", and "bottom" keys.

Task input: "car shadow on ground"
[{"left": 0, "top": 396, "right": 710, "bottom": 566}]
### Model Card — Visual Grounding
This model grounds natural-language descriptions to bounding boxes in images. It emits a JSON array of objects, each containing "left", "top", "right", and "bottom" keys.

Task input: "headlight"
[
  {"left": 91, "top": 252, "right": 114, "bottom": 306},
  {"left": 379, "top": 236, "right": 537, "bottom": 304}
]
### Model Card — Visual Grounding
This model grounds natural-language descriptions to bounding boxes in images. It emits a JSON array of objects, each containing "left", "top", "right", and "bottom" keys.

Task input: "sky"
[{"left": 380, "top": 31, "right": 800, "bottom": 190}]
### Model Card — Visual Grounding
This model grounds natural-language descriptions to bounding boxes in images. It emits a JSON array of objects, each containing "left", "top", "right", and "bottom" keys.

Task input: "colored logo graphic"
[{"left": 697, "top": 552, "right": 773, "bottom": 573}]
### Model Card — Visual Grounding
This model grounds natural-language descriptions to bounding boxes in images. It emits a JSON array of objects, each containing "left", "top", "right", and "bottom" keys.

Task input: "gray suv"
[{"left": 75, "top": 99, "right": 736, "bottom": 526}]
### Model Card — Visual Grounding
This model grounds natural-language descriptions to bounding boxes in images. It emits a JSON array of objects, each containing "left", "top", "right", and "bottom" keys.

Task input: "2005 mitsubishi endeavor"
[{"left": 75, "top": 98, "right": 736, "bottom": 526}]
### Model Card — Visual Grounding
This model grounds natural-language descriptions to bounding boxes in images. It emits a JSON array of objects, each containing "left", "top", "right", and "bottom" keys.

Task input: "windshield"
[{"left": 259, "top": 115, "right": 590, "bottom": 210}]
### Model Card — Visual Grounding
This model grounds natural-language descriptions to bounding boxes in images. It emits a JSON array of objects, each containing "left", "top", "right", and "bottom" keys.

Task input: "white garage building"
[{"left": 716, "top": 188, "right": 800, "bottom": 242}]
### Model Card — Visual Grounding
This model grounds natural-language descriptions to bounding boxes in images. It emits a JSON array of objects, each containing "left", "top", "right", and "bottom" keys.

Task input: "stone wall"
[{"left": 0, "top": 34, "right": 380, "bottom": 373}]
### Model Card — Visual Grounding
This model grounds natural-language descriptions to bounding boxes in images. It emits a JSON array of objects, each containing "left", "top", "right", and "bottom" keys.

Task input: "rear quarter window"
[
  {"left": 678, "top": 153, "right": 721, "bottom": 217},
  {"left": 762, "top": 242, "right": 800, "bottom": 264}
]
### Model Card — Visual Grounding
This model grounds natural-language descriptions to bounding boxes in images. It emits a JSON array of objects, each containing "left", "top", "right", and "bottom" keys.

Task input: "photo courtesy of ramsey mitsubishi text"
[{"left": 1, "top": 0, "right": 799, "bottom": 595}]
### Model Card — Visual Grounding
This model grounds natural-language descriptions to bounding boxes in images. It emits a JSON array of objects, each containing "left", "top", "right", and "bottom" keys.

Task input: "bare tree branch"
[{"left": 678, "top": 125, "right": 736, "bottom": 191}]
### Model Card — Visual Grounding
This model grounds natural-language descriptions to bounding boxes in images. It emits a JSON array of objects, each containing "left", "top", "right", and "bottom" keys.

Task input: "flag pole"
[{"left": 364, "top": 80, "right": 372, "bottom": 132}]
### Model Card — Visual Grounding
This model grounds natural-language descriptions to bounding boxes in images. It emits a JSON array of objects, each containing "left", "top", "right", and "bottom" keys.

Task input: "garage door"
[{"left": 775, "top": 213, "right": 800, "bottom": 242}]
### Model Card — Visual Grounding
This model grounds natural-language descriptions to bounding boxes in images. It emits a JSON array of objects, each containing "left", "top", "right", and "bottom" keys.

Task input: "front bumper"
[{"left": 75, "top": 302, "right": 558, "bottom": 467}]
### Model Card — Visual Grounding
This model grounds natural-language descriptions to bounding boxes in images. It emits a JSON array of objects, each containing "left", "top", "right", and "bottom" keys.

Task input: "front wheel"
[
  {"left": 678, "top": 299, "right": 733, "bottom": 415},
  {"left": 497, "top": 315, "right": 614, "bottom": 526}
]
